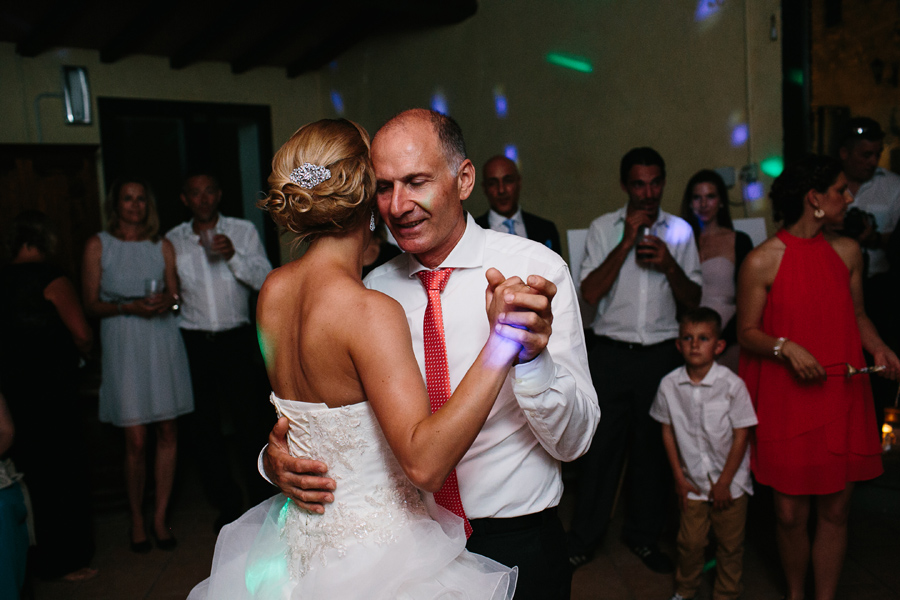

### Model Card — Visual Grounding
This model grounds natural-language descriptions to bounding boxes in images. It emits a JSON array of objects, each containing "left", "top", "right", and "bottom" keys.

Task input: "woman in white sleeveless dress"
[{"left": 189, "top": 119, "right": 520, "bottom": 599}]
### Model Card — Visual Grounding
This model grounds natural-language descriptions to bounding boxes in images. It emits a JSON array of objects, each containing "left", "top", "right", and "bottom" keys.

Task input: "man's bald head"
[
  {"left": 481, "top": 155, "right": 522, "bottom": 218},
  {"left": 375, "top": 109, "right": 467, "bottom": 176}
]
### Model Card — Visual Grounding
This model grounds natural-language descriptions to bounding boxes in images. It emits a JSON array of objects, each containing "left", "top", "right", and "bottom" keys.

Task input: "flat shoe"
[{"left": 631, "top": 545, "right": 674, "bottom": 574}]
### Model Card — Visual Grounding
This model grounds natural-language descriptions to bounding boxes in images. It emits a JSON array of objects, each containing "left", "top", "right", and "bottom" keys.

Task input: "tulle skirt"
[{"left": 188, "top": 495, "right": 517, "bottom": 599}]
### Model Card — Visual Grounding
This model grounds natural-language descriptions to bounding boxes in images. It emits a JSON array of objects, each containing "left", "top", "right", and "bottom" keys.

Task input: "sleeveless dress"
[
  {"left": 189, "top": 395, "right": 516, "bottom": 600},
  {"left": 97, "top": 232, "right": 194, "bottom": 426},
  {"left": 738, "top": 230, "right": 883, "bottom": 495}
]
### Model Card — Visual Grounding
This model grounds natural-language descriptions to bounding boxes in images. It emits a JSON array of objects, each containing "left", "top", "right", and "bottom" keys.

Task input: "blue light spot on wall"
[
  {"left": 431, "top": 91, "right": 448, "bottom": 115},
  {"left": 494, "top": 87, "right": 508, "bottom": 119},
  {"left": 330, "top": 90, "right": 345, "bottom": 116},
  {"left": 731, "top": 123, "right": 748, "bottom": 147},
  {"left": 329, "top": 60, "right": 339, "bottom": 72},
  {"left": 743, "top": 181, "right": 764, "bottom": 201},
  {"left": 695, "top": 0, "right": 724, "bottom": 22},
  {"left": 504, "top": 145, "right": 518, "bottom": 162}
]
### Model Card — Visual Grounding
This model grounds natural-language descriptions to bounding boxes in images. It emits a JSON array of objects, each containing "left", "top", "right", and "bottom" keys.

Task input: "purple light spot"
[
  {"left": 494, "top": 93, "right": 508, "bottom": 118},
  {"left": 431, "top": 92, "right": 448, "bottom": 115},
  {"left": 695, "top": 0, "right": 724, "bottom": 22},
  {"left": 330, "top": 90, "right": 345, "bottom": 115},
  {"left": 731, "top": 123, "right": 748, "bottom": 147},
  {"left": 329, "top": 60, "right": 339, "bottom": 72},
  {"left": 504, "top": 145, "right": 518, "bottom": 162},
  {"left": 743, "top": 181, "right": 764, "bottom": 201}
]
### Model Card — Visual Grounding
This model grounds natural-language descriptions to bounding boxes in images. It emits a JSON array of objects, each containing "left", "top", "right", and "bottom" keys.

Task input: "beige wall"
[
  {"left": 1, "top": 0, "right": 783, "bottom": 260},
  {"left": 320, "top": 0, "right": 783, "bottom": 255}
]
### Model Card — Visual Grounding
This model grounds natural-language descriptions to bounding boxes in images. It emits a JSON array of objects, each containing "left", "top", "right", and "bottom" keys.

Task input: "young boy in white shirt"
[{"left": 650, "top": 308, "right": 757, "bottom": 600}]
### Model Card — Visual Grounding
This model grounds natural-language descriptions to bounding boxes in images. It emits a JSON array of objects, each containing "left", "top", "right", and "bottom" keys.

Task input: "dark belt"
[
  {"left": 597, "top": 336, "right": 674, "bottom": 351},
  {"left": 468, "top": 506, "right": 557, "bottom": 536},
  {"left": 181, "top": 324, "right": 250, "bottom": 343}
]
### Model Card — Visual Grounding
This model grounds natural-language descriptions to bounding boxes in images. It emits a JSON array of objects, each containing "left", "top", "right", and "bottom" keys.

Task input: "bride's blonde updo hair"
[{"left": 261, "top": 119, "right": 375, "bottom": 243}]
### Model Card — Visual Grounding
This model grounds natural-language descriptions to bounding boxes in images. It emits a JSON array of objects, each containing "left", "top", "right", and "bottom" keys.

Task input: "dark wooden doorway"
[{"left": 97, "top": 98, "right": 279, "bottom": 266}]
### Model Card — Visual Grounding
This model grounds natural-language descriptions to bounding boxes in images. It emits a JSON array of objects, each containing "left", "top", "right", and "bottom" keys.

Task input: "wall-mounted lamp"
[{"left": 62, "top": 66, "right": 91, "bottom": 124}]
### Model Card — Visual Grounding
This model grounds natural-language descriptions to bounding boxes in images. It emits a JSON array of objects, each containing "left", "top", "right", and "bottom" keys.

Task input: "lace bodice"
[{"left": 270, "top": 395, "right": 429, "bottom": 580}]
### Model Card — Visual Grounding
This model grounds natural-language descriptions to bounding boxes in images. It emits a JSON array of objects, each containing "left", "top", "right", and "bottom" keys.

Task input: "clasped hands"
[{"left": 263, "top": 268, "right": 557, "bottom": 512}]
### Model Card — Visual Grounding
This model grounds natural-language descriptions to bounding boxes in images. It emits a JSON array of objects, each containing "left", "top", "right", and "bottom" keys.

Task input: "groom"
[{"left": 263, "top": 109, "right": 599, "bottom": 599}]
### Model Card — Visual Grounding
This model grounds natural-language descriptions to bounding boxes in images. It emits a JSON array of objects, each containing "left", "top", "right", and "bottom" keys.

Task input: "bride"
[{"left": 188, "top": 119, "right": 520, "bottom": 599}]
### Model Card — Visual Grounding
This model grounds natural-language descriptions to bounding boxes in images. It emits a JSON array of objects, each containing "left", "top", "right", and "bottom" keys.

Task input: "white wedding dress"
[{"left": 188, "top": 395, "right": 517, "bottom": 599}]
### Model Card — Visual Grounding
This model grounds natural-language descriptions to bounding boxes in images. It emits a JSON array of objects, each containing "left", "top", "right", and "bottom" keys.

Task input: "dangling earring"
[
  {"left": 814, "top": 208, "right": 825, "bottom": 219},
  {"left": 369, "top": 210, "right": 376, "bottom": 232}
]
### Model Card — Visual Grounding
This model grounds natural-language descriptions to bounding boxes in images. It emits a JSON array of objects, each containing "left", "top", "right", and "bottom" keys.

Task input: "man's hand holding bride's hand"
[
  {"left": 485, "top": 268, "right": 556, "bottom": 364},
  {"left": 264, "top": 417, "right": 336, "bottom": 514}
]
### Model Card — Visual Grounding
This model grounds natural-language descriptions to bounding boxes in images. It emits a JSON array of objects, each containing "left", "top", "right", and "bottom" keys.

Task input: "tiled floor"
[{"left": 31, "top": 452, "right": 900, "bottom": 600}]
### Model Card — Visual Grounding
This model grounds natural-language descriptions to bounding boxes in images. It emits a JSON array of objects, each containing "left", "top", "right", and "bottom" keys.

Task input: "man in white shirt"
[
  {"left": 840, "top": 117, "right": 900, "bottom": 427},
  {"left": 167, "top": 172, "right": 273, "bottom": 530},
  {"left": 263, "top": 110, "right": 599, "bottom": 600},
  {"left": 568, "top": 147, "right": 702, "bottom": 574},
  {"left": 474, "top": 155, "right": 562, "bottom": 254}
]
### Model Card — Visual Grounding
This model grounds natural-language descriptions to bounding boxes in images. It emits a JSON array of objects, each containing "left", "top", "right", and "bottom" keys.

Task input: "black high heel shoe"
[
  {"left": 130, "top": 529, "right": 152, "bottom": 554},
  {"left": 153, "top": 526, "right": 177, "bottom": 551}
]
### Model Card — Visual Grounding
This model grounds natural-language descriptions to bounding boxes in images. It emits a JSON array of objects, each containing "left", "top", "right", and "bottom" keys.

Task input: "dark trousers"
[
  {"left": 466, "top": 508, "right": 571, "bottom": 600},
  {"left": 569, "top": 338, "right": 681, "bottom": 551},
  {"left": 180, "top": 325, "right": 274, "bottom": 517}
]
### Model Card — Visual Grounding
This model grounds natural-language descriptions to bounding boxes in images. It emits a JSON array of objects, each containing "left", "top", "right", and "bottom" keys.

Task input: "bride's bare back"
[{"left": 257, "top": 252, "right": 413, "bottom": 409}]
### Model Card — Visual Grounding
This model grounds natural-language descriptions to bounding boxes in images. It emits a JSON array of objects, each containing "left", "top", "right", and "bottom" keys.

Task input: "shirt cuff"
[
  {"left": 511, "top": 350, "right": 554, "bottom": 396},
  {"left": 258, "top": 444, "right": 275, "bottom": 485}
]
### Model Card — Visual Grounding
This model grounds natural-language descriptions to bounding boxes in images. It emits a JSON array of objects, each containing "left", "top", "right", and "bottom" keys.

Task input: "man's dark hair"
[
  {"left": 679, "top": 307, "right": 722, "bottom": 338},
  {"left": 840, "top": 117, "right": 885, "bottom": 149},
  {"left": 427, "top": 110, "right": 467, "bottom": 173},
  {"left": 620, "top": 147, "right": 666, "bottom": 185},
  {"left": 182, "top": 170, "right": 221, "bottom": 192},
  {"left": 5, "top": 209, "right": 58, "bottom": 257}
]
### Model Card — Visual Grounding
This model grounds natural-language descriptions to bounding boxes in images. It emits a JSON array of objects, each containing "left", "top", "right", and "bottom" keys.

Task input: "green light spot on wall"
[
  {"left": 788, "top": 68, "right": 804, "bottom": 86},
  {"left": 761, "top": 156, "right": 784, "bottom": 178},
  {"left": 546, "top": 53, "right": 593, "bottom": 73}
]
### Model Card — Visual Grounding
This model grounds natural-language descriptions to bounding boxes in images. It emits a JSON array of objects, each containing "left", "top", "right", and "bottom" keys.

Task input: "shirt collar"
[
  {"left": 404, "top": 212, "right": 485, "bottom": 278},
  {"left": 675, "top": 362, "right": 722, "bottom": 387},
  {"left": 189, "top": 213, "right": 223, "bottom": 235},
  {"left": 488, "top": 208, "right": 522, "bottom": 228}
]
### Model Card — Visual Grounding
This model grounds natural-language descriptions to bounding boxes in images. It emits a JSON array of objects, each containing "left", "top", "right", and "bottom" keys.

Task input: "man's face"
[
  {"left": 840, "top": 139, "right": 883, "bottom": 184},
  {"left": 372, "top": 119, "right": 472, "bottom": 268},
  {"left": 622, "top": 164, "right": 665, "bottom": 219},
  {"left": 181, "top": 175, "right": 222, "bottom": 224},
  {"left": 482, "top": 158, "right": 521, "bottom": 218}
]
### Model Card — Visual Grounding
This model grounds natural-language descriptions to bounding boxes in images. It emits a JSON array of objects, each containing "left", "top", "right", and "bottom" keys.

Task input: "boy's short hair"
[{"left": 679, "top": 307, "right": 722, "bottom": 338}]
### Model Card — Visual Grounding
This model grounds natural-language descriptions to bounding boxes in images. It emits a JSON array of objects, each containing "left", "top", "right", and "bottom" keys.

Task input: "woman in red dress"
[{"left": 737, "top": 154, "right": 899, "bottom": 600}]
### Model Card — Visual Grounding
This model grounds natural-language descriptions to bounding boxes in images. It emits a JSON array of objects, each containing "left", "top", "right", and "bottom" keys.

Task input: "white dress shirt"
[
  {"left": 851, "top": 167, "right": 900, "bottom": 277},
  {"left": 166, "top": 215, "right": 272, "bottom": 332},
  {"left": 580, "top": 206, "right": 702, "bottom": 344},
  {"left": 649, "top": 363, "right": 757, "bottom": 501},
  {"left": 365, "top": 213, "right": 599, "bottom": 519},
  {"left": 486, "top": 209, "right": 526, "bottom": 238}
]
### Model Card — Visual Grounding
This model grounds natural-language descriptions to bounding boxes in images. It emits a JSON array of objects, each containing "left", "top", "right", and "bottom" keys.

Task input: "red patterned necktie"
[{"left": 415, "top": 268, "right": 472, "bottom": 538}]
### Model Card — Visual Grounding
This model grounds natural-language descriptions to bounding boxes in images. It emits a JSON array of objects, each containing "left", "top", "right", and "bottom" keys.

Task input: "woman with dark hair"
[
  {"left": 736, "top": 154, "right": 900, "bottom": 600},
  {"left": 82, "top": 179, "right": 193, "bottom": 553},
  {"left": 681, "top": 170, "right": 753, "bottom": 370},
  {"left": 0, "top": 210, "right": 97, "bottom": 581},
  {"left": 189, "top": 119, "right": 517, "bottom": 599}
]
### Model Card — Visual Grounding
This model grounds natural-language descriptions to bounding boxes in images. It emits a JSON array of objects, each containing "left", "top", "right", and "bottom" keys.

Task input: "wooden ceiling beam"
[
  {"left": 99, "top": 1, "right": 180, "bottom": 64},
  {"left": 169, "top": 1, "right": 248, "bottom": 70},
  {"left": 15, "top": 0, "right": 85, "bottom": 57}
]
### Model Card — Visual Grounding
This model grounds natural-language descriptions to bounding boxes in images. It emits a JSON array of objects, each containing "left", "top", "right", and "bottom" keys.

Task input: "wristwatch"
[{"left": 773, "top": 337, "right": 788, "bottom": 358}]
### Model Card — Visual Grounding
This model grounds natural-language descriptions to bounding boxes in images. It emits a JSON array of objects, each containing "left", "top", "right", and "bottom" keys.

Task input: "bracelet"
[{"left": 773, "top": 337, "right": 788, "bottom": 358}]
